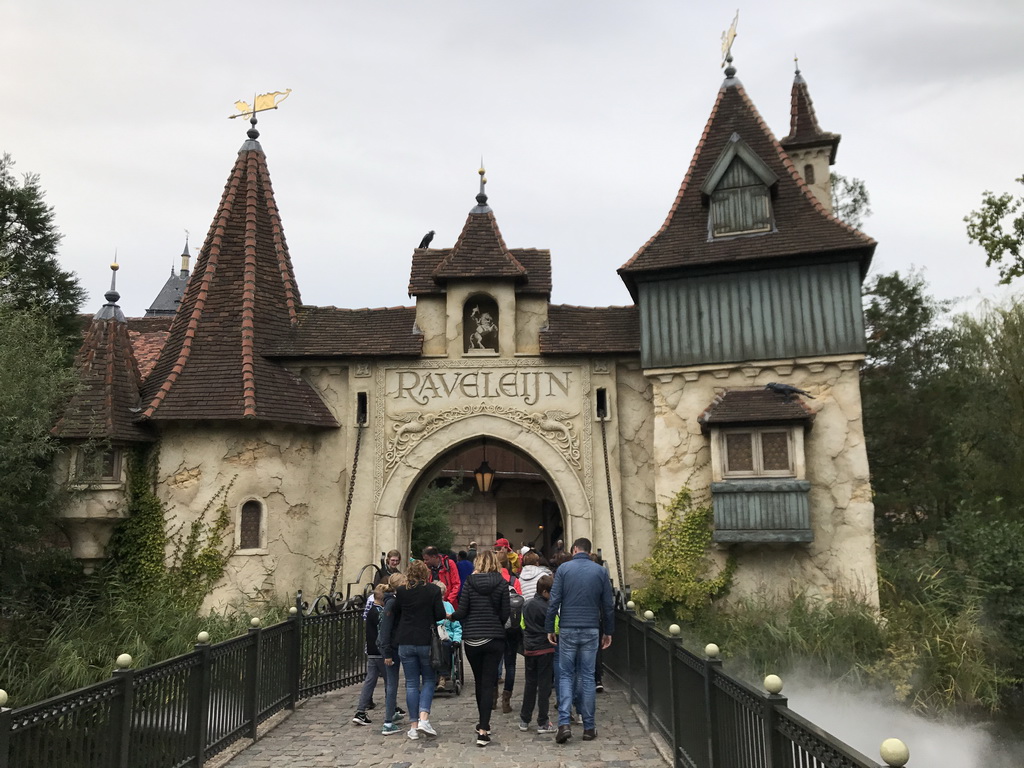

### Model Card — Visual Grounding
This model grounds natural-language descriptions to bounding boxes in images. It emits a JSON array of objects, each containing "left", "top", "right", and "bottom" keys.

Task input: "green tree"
[
  {"left": 0, "top": 306, "right": 78, "bottom": 590},
  {"left": 0, "top": 153, "right": 85, "bottom": 351},
  {"left": 831, "top": 172, "right": 872, "bottom": 229},
  {"left": 861, "top": 271, "right": 966, "bottom": 544},
  {"left": 410, "top": 482, "right": 465, "bottom": 557},
  {"left": 965, "top": 175, "right": 1024, "bottom": 283}
]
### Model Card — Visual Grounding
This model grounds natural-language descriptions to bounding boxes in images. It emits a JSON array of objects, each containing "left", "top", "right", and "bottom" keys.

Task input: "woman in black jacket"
[
  {"left": 448, "top": 549, "right": 510, "bottom": 747},
  {"left": 388, "top": 559, "right": 446, "bottom": 739}
]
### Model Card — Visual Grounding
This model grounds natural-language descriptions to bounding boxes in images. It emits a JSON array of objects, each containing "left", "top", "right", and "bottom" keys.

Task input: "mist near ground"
[{"left": 780, "top": 676, "right": 1024, "bottom": 767}]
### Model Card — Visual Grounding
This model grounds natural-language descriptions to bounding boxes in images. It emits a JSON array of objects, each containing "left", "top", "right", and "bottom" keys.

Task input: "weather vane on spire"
[
  {"left": 721, "top": 10, "right": 739, "bottom": 67},
  {"left": 228, "top": 89, "right": 293, "bottom": 120}
]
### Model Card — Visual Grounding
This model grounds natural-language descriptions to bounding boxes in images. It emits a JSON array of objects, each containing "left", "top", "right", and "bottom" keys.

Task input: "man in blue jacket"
[{"left": 545, "top": 537, "right": 614, "bottom": 744}]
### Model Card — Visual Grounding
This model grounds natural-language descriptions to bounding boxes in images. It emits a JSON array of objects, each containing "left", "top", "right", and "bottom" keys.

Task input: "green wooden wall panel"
[
  {"left": 711, "top": 480, "right": 813, "bottom": 543},
  {"left": 638, "top": 262, "right": 865, "bottom": 368}
]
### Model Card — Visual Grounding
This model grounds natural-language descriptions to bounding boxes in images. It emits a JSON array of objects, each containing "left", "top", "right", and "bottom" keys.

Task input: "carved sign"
[{"left": 390, "top": 368, "right": 573, "bottom": 407}]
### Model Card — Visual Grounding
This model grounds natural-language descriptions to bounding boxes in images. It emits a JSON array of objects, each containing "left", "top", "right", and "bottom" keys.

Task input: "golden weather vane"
[
  {"left": 721, "top": 10, "right": 739, "bottom": 67},
  {"left": 228, "top": 89, "right": 292, "bottom": 120}
]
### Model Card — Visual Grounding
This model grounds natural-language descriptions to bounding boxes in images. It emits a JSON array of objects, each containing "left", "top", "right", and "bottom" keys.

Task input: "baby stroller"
[{"left": 434, "top": 639, "right": 465, "bottom": 696}]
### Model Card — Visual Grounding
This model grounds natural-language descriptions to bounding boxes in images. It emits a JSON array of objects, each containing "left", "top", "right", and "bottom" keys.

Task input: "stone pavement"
[{"left": 224, "top": 667, "right": 668, "bottom": 768}]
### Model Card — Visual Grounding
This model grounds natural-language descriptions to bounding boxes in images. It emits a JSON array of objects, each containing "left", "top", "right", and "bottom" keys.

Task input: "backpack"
[{"left": 504, "top": 574, "right": 525, "bottom": 630}]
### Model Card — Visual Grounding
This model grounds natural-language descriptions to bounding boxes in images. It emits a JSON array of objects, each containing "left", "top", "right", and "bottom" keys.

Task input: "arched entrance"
[
  {"left": 410, "top": 439, "right": 564, "bottom": 560},
  {"left": 373, "top": 414, "right": 593, "bottom": 560}
]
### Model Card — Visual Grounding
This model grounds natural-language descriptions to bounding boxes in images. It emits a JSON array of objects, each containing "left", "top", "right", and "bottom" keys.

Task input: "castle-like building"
[{"left": 53, "top": 59, "right": 879, "bottom": 609}]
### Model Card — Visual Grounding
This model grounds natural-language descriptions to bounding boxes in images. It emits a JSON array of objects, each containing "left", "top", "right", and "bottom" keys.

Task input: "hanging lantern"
[{"left": 474, "top": 437, "right": 495, "bottom": 493}]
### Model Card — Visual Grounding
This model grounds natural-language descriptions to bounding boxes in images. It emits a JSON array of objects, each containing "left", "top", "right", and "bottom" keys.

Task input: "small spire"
[
  {"left": 471, "top": 161, "right": 491, "bottom": 213},
  {"left": 95, "top": 257, "right": 125, "bottom": 322},
  {"left": 794, "top": 54, "right": 805, "bottom": 84},
  {"left": 180, "top": 232, "right": 191, "bottom": 276},
  {"left": 247, "top": 115, "right": 259, "bottom": 140}
]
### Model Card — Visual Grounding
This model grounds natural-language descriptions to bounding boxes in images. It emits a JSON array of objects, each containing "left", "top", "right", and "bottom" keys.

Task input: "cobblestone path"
[{"left": 224, "top": 667, "right": 668, "bottom": 768}]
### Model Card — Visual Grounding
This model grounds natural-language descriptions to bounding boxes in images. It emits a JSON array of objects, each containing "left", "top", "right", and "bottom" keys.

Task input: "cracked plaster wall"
[
  {"left": 414, "top": 296, "right": 447, "bottom": 357},
  {"left": 612, "top": 361, "right": 657, "bottom": 589},
  {"left": 514, "top": 296, "right": 548, "bottom": 355},
  {"left": 155, "top": 422, "right": 360, "bottom": 610},
  {"left": 649, "top": 357, "right": 879, "bottom": 607}
]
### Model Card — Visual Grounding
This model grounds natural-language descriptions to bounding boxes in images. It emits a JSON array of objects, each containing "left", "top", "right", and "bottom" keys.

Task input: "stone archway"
[{"left": 373, "top": 414, "right": 592, "bottom": 556}]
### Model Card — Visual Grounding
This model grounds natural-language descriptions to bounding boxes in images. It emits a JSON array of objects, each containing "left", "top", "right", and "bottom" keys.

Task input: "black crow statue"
[{"left": 765, "top": 382, "right": 815, "bottom": 400}]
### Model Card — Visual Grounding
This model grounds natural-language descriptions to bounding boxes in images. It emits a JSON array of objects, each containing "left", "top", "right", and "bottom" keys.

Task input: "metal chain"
[
  {"left": 328, "top": 423, "right": 364, "bottom": 602},
  {"left": 599, "top": 418, "right": 625, "bottom": 591}
]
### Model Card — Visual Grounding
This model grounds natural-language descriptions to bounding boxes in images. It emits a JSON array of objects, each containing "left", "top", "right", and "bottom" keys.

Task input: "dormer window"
[{"left": 702, "top": 133, "right": 778, "bottom": 239}]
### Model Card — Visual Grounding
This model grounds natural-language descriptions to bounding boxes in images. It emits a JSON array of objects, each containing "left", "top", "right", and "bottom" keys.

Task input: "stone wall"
[{"left": 646, "top": 354, "right": 878, "bottom": 607}]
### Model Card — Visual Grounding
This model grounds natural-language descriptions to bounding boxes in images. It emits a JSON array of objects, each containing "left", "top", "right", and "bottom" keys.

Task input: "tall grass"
[
  {"left": 0, "top": 577, "right": 290, "bottom": 707},
  {"left": 678, "top": 555, "right": 1017, "bottom": 715}
]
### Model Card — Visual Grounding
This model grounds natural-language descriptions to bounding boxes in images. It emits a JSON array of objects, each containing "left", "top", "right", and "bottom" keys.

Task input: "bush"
[{"left": 631, "top": 487, "right": 735, "bottom": 618}]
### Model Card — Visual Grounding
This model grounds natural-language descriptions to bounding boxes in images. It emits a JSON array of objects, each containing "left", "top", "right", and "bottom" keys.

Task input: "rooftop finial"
[
  {"left": 721, "top": 10, "right": 739, "bottom": 79},
  {"left": 794, "top": 54, "right": 804, "bottom": 83},
  {"left": 477, "top": 159, "right": 488, "bottom": 205},
  {"left": 470, "top": 161, "right": 492, "bottom": 214},
  {"left": 96, "top": 254, "right": 125, "bottom": 321}
]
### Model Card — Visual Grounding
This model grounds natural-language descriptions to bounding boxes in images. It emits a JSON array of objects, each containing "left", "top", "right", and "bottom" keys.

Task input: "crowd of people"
[{"left": 352, "top": 536, "right": 614, "bottom": 747}]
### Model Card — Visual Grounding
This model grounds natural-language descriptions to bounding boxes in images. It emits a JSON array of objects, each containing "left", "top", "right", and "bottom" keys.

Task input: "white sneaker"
[
  {"left": 417, "top": 719, "right": 437, "bottom": 737},
  {"left": 407, "top": 726, "right": 419, "bottom": 740}
]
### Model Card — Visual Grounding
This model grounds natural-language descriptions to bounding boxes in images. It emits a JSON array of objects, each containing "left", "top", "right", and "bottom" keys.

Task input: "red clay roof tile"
[
  {"left": 539, "top": 305, "right": 640, "bottom": 355},
  {"left": 53, "top": 315, "right": 155, "bottom": 442},
  {"left": 138, "top": 140, "right": 337, "bottom": 427}
]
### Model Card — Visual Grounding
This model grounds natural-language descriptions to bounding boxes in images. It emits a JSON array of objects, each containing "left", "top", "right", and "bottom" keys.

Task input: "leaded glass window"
[
  {"left": 240, "top": 500, "right": 263, "bottom": 550},
  {"left": 723, "top": 428, "right": 793, "bottom": 477}
]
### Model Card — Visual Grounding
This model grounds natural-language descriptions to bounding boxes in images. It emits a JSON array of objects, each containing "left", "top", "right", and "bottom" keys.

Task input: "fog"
[{"left": 781, "top": 677, "right": 1024, "bottom": 767}]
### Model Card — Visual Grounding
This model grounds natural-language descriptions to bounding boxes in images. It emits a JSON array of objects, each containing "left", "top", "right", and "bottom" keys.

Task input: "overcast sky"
[{"left": 4, "top": 1, "right": 1023, "bottom": 318}]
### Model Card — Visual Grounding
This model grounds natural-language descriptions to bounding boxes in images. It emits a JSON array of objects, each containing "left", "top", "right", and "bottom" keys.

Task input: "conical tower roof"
[
  {"left": 146, "top": 239, "right": 191, "bottom": 317},
  {"left": 780, "top": 65, "right": 840, "bottom": 162},
  {"left": 431, "top": 171, "right": 527, "bottom": 284},
  {"left": 52, "top": 265, "right": 153, "bottom": 442},
  {"left": 619, "top": 64, "right": 873, "bottom": 295},
  {"left": 139, "top": 123, "right": 337, "bottom": 427}
]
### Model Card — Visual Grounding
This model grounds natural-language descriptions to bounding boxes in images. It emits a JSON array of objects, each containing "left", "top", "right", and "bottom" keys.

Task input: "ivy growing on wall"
[
  {"left": 109, "top": 445, "right": 235, "bottom": 609},
  {"left": 631, "top": 486, "right": 736, "bottom": 618}
]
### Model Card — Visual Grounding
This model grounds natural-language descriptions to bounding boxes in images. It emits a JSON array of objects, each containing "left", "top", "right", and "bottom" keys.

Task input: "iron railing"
[
  {"left": 604, "top": 604, "right": 901, "bottom": 768},
  {"left": 0, "top": 591, "right": 909, "bottom": 768},
  {"left": 0, "top": 593, "right": 365, "bottom": 768}
]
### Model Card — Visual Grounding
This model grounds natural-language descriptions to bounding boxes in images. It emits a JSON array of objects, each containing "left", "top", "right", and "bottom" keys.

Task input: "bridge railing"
[
  {"left": 0, "top": 596, "right": 366, "bottom": 768},
  {"left": 604, "top": 604, "right": 909, "bottom": 768}
]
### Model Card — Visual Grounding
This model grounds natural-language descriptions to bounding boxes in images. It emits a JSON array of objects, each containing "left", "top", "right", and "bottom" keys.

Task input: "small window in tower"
[
  {"left": 76, "top": 447, "right": 122, "bottom": 483},
  {"left": 803, "top": 164, "right": 816, "bottom": 185},
  {"left": 710, "top": 158, "right": 772, "bottom": 237},
  {"left": 239, "top": 500, "right": 264, "bottom": 550}
]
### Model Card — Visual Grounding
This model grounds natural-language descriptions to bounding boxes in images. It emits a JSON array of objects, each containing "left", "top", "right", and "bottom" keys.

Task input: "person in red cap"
[{"left": 494, "top": 538, "right": 520, "bottom": 574}]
